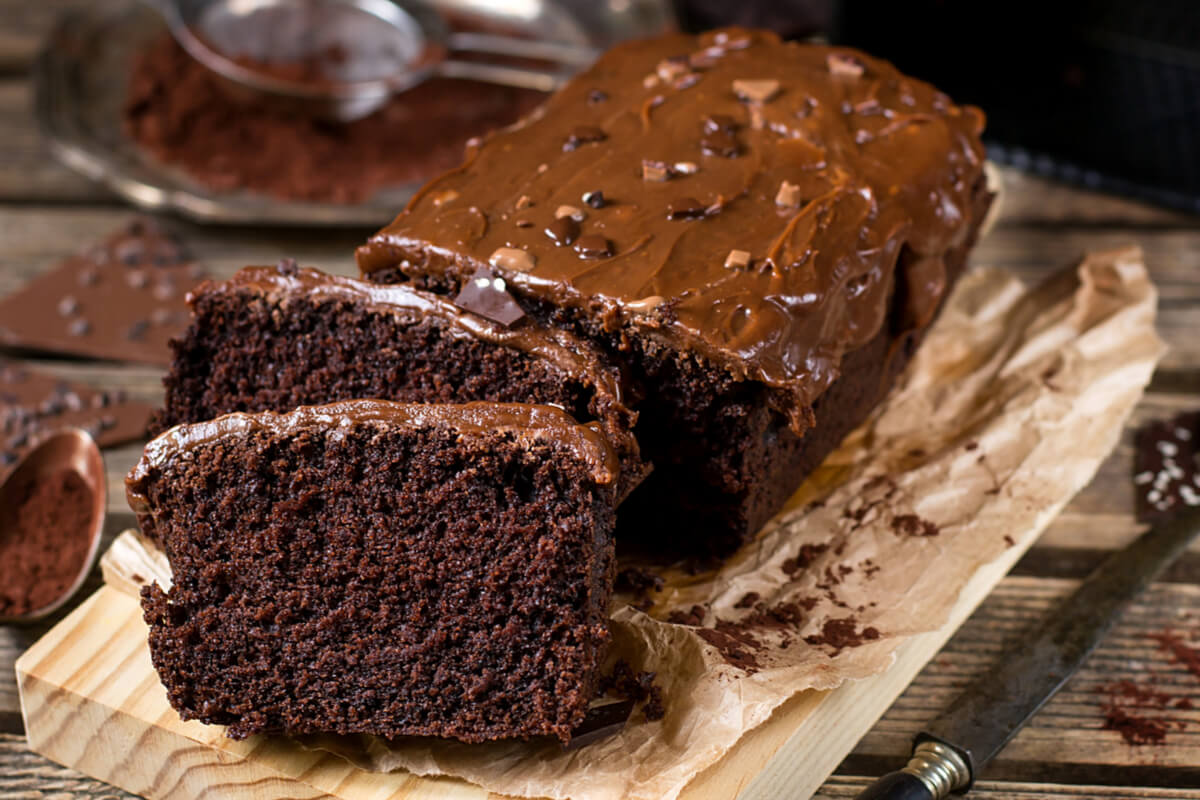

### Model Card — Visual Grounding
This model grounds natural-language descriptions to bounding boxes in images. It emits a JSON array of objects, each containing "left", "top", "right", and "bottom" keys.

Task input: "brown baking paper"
[
  {"left": 288, "top": 247, "right": 1163, "bottom": 799},
  {"left": 110, "top": 248, "right": 1162, "bottom": 800}
]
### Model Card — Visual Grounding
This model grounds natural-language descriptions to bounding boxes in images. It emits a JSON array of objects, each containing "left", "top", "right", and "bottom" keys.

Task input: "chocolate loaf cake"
[
  {"left": 129, "top": 400, "right": 618, "bottom": 743},
  {"left": 154, "top": 261, "right": 647, "bottom": 499},
  {"left": 357, "top": 28, "right": 993, "bottom": 554}
]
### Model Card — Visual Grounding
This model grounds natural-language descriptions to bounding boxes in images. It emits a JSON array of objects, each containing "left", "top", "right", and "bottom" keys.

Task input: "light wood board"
[{"left": 16, "top": 518, "right": 1047, "bottom": 800}]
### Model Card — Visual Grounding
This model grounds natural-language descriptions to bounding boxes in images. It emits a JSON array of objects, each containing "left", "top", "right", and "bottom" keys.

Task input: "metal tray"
[{"left": 34, "top": 0, "right": 673, "bottom": 227}]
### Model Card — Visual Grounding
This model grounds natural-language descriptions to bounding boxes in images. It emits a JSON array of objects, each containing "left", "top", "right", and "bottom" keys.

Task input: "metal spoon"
[
  {"left": 0, "top": 429, "right": 106, "bottom": 625},
  {"left": 153, "top": 0, "right": 597, "bottom": 122}
]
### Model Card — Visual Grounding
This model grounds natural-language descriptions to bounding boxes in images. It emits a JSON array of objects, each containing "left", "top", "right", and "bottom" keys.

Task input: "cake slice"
[
  {"left": 128, "top": 400, "right": 618, "bottom": 743},
  {"left": 154, "top": 261, "right": 646, "bottom": 500},
  {"left": 357, "top": 28, "right": 993, "bottom": 554}
]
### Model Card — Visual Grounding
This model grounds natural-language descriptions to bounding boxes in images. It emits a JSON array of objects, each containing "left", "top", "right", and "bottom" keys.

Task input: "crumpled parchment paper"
[
  {"left": 295, "top": 247, "right": 1163, "bottom": 800},
  {"left": 112, "top": 247, "right": 1163, "bottom": 800}
]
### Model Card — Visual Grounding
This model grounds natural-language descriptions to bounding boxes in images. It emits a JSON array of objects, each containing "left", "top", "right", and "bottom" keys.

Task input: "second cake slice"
[{"left": 129, "top": 400, "right": 618, "bottom": 743}]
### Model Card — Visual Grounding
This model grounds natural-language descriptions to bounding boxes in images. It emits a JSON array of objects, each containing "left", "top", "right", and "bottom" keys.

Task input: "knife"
[{"left": 855, "top": 507, "right": 1200, "bottom": 800}]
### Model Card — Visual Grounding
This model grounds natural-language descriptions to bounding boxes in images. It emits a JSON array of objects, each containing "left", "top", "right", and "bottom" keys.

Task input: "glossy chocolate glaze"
[
  {"left": 357, "top": 28, "right": 987, "bottom": 431},
  {"left": 127, "top": 399, "right": 619, "bottom": 517},
  {"left": 204, "top": 263, "right": 632, "bottom": 410},
  {"left": 189, "top": 263, "right": 642, "bottom": 473}
]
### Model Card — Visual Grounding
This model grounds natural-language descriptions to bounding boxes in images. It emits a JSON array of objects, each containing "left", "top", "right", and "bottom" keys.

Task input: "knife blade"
[{"left": 854, "top": 507, "right": 1200, "bottom": 800}]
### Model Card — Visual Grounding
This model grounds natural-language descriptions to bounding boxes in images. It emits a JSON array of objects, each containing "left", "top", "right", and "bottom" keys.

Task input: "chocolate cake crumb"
[
  {"left": 1097, "top": 680, "right": 1178, "bottom": 746},
  {"left": 598, "top": 661, "right": 666, "bottom": 721},
  {"left": 667, "top": 604, "right": 707, "bottom": 626},
  {"left": 1151, "top": 630, "right": 1200, "bottom": 681},
  {"left": 804, "top": 617, "right": 881, "bottom": 652},
  {"left": 782, "top": 542, "right": 829, "bottom": 576},
  {"left": 891, "top": 513, "right": 940, "bottom": 538},
  {"left": 734, "top": 592, "right": 760, "bottom": 609}
]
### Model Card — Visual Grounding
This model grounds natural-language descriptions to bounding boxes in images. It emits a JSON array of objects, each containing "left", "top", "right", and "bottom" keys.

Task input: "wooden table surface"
[{"left": 4, "top": 2, "right": 1200, "bottom": 798}]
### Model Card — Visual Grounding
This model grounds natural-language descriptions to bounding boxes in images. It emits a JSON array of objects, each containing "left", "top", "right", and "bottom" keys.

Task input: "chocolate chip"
[
  {"left": 587, "top": 89, "right": 608, "bottom": 104},
  {"left": 563, "top": 125, "right": 607, "bottom": 152},
  {"left": 544, "top": 216, "right": 580, "bottom": 246},
  {"left": 732, "top": 79, "right": 780, "bottom": 103},
  {"left": 488, "top": 247, "right": 536, "bottom": 273},
  {"left": 57, "top": 296, "right": 79, "bottom": 317},
  {"left": 574, "top": 235, "right": 613, "bottom": 259},
  {"left": 703, "top": 115, "right": 738, "bottom": 135},
  {"left": 775, "top": 180, "right": 802, "bottom": 208},
  {"left": 656, "top": 56, "right": 690, "bottom": 83},
  {"left": 91, "top": 392, "right": 110, "bottom": 409},
  {"left": 63, "top": 392, "right": 84, "bottom": 412},
  {"left": 153, "top": 280, "right": 175, "bottom": 301},
  {"left": 689, "top": 47, "right": 723, "bottom": 70},
  {"left": 515, "top": 219, "right": 534, "bottom": 228},
  {"left": 67, "top": 319, "right": 91, "bottom": 337},
  {"left": 452, "top": 267, "right": 526, "bottom": 327},
  {"left": 116, "top": 241, "right": 144, "bottom": 265},
  {"left": 126, "top": 270, "right": 148, "bottom": 290},
  {"left": 642, "top": 160, "right": 670, "bottom": 182},
  {"left": 126, "top": 320, "right": 150, "bottom": 341},
  {"left": 724, "top": 249, "right": 752, "bottom": 269},
  {"left": 583, "top": 191, "right": 606, "bottom": 209},
  {"left": 827, "top": 52, "right": 865, "bottom": 78},
  {"left": 701, "top": 132, "right": 739, "bottom": 158},
  {"left": 667, "top": 198, "right": 707, "bottom": 220}
]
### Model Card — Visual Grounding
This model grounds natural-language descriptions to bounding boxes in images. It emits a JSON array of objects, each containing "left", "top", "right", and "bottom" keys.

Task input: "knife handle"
[
  {"left": 853, "top": 771, "right": 933, "bottom": 800},
  {"left": 853, "top": 740, "right": 971, "bottom": 800}
]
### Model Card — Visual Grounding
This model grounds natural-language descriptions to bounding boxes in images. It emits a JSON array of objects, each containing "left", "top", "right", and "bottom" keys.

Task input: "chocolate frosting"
[
  {"left": 357, "top": 28, "right": 987, "bottom": 431},
  {"left": 203, "top": 263, "right": 633, "bottom": 412},
  {"left": 127, "top": 399, "right": 620, "bottom": 517}
]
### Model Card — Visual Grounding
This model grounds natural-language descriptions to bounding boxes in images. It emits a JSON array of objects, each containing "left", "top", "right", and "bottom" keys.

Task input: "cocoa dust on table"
[
  {"left": 123, "top": 35, "right": 547, "bottom": 204},
  {"left": 0, "top": 469, "right": 94, "bottom": 616}
]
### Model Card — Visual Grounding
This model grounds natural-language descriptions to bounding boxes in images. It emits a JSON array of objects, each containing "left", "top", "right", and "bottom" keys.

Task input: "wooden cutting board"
[{"left": 15, "top": 523, "right": 1042, "bottom": 800}]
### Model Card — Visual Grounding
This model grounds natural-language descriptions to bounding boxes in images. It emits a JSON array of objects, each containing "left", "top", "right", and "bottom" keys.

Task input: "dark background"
[{"left": 676, "top": 0, "right": 1200, "bottom": 213}]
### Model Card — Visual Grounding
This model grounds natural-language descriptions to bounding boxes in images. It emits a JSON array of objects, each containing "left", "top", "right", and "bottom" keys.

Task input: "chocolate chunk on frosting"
[
  {"left": 357, "top": 28, "right": 988, "bottom": 429},
  {"left": 453, "top": 267, "right": 527, "bottom": 326}
]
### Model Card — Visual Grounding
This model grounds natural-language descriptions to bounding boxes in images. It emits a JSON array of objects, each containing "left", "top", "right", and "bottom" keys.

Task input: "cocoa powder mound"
[
  {"left": 0, "top": 469, "right": 94, "bottom": 616},
  {"left": 123, "top": 35, "right": 546, "bottom": 204}
]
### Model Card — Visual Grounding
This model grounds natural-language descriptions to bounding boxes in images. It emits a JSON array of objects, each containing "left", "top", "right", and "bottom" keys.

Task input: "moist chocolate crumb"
[
  {"left": 804, "top": 617, "right": 881, "bottom": 652},
  {"left": 598, "top": 661, "right": 666, "bottom": 721},
  {"left": 782, "top": 542, "right": 829, "bottom": 576},
  {"left": 734, "top": 591, "right": 760, "bottom": 609},
  {"left": 667, "top": 604, "right": 707, "bottom": 626},
  {"left": 891, "top": 513, "right": 940, "bottom": 538}
]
